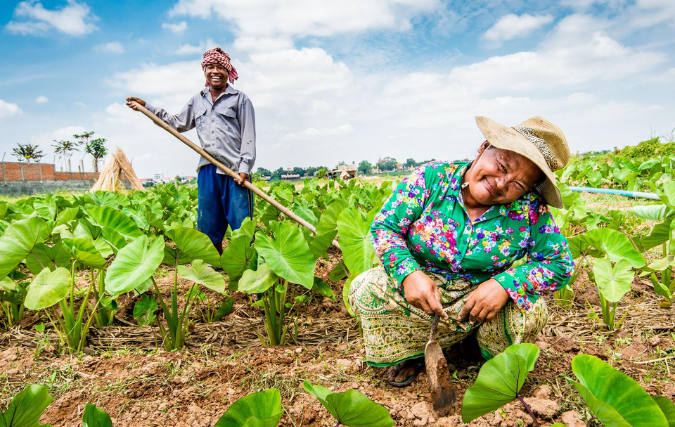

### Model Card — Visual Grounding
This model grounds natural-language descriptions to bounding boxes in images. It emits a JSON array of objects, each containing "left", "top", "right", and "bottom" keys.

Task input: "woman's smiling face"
[{"left": 464, "top": 141, "right": 543, "bottom": 208}]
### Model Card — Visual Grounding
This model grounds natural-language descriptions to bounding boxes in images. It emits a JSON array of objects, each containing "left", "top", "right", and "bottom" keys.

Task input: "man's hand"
[
  {"left": 235, "top": 173, "right": 250, "bottom": 186},
  {"left": 402, "top": 271, "right": 448, "bottom": 319},
  {"left": 459, "top": 279, "right": 510, "bottom": 323},
  {"left": 125, "top": 97, "right": 146, "bottom": 110}
]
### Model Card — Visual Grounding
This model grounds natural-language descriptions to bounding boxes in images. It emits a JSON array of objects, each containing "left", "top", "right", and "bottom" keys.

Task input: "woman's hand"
[
  {"left": 125, "top": 97, "right": 146, "bottom": 110},
  {"left": 402, "top": 271, "right": 448, "bottom": 319},
  {"left": 459, "top": 279, "right": 510, "bottom": 323}
]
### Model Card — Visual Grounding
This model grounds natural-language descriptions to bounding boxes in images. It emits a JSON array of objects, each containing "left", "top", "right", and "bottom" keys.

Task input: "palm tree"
[
  {"left": 52, "top": 140, "right": 79, "bottom": 171},
  {"left": 12, "top": 143, "right": 45, "bottom": 163}
]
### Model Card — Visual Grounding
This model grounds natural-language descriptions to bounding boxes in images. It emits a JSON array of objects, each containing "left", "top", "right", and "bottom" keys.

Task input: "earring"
[{"left": 461, "top": 182, "right": 469, "bottom": 189}]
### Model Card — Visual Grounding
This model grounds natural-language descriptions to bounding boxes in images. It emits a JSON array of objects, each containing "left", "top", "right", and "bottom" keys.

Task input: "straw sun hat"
[{"left": 475, "top": 116, "right": 570, "bottom": 209}]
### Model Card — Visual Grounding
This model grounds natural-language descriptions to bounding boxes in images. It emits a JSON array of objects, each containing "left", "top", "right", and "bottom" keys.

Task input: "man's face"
[{"left": 204, "top": 63, "right": 229, "bottom": 90}]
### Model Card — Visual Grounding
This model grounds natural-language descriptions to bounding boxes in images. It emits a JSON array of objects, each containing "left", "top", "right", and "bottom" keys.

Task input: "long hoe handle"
[{"left": 130, "top": 101, "right": 340, "bottom": 250}]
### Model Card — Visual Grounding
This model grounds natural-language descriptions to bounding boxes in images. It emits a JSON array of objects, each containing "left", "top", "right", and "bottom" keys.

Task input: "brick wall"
[{"left": 1, "top": 162, "right": 99, "bottom": 182}]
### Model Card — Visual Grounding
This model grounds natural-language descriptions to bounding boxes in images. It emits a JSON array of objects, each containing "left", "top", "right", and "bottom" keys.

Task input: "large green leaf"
[
  {"left": 165, "top": 227, "right": 221, "bottom": 267},
  {"left": 177, "top": 259, "right": 225, "bottom": 293},
  {"left": 316, "top": 199, "right": 347, "bottom": 234},
  {"left": 62, "top": 238, "right": 107, "bottom": 269},
  {"left": 658, "top": 181, "right": 675, "bottom": 210},
  {"left": 24, "top": 242, "right": 71, "bottom": 274},
  {"left": 0, "top": 384, "right": 53, "bottom": 427},
  {"left": 309, "top": 229, "right": 338, "bottom": 260},
  {"left": 255, "top": 222, "right": 315, "bottom": 289},
  {"left": 593, "top": 259, "right": 635, "bottom": 303},
  {"left": 654, "top": 396, "right": 675, "bottom": 427},
  {"left": 462, "top": 343, "right": 540, "bottom": 423},
  {"left": 0, "top": 217, "right": 48, "bottom": 278},
  {"left": 627, "top": 205, "right": 667, "bottom": 221},
  {"left": 105, "top": 236, "right": 165, "bottom": 296},
  {"left": 82, "top": 404, "right": 112, "bottom": 427},
  {"left": 213, "top": 388, "right": 283, "bottom": 427},
  {"left": 221, "top": 218, "right": 256, "bottom": 283},
  {"left": 303, "top": 381, "right": 394, "bottom": 427},
  {"left": 24, "top": 267, "right": 71, "bottom": 310},
  {"left": 504, "top": 342, "right": 540, "bottom": 372},
  {"left": 586, "top": 228, "right": 644, "bottom": 268},
  {"left": 569, "top": 354, "right": 668, "bottom": 427},
  {"left": 640, "top": 221, "right": 672, "bottom": 251},
  {"left": 55, "top": 207, "right": 79, "bottom": 226},
  {"left": 238, "top": 264, "right": 278, "bottom": 294},
  {"left": 337, "top": 207, "right": 377, "bottom": 274},
  {"left": 293, "top": 199, "right": 319, "bottom": 227},
  {"left": 86, "top": 205, "right": 142, "bottom": 240},
  {"left": 100, "top": 228, "right": 128, "bottom": 255}
]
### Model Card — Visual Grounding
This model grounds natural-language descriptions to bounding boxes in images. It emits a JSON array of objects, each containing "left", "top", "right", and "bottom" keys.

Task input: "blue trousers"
[{"left": 197, "top": 164, "right": 254, "bottom": 245}]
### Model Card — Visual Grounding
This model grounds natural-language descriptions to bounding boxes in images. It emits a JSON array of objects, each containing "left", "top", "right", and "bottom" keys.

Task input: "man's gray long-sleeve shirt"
[{"left": 145, "top": 84, "right": 256, "bottom": 175}]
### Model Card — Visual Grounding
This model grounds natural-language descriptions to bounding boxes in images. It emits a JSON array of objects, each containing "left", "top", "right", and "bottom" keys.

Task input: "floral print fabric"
[{"left": 370, "top": 161, "right": 575, "bottom": 310}]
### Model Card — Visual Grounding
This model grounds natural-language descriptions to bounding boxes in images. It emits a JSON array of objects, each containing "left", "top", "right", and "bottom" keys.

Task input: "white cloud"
[
  {"left": 35, "top": 96, "right": 49, "bottom": 103},
  {"left": 483, "top": 14, "right": 554, "bottom": 47},
  {"left": 0, "top": 100, "right": 22, "bottom": 117},
  {"left": 174, "top": 38, "right": 217, "bottom": 55},
  {"left": 168, "top": 0, "right": 439, "bottom": 47},
  {"left": 6, "top": 0, "right": 98, "bottom": 36},
  {"left": 94, "top": 41, "right": 124, "bottom": 53},
  {"left": 75, "top": 101, "right": 87, "bottom": 108},
  {"left": 101, "top": 13, "right": 673, "bottom": 176},
  {"left": 284, "top": 124, "right": 353, "bottom": 140},
  {"left": 233, "top": 36, "right": 294, "bottom": 52},
  {"left": 162, "top": 21, "right": 187, "bottom": 33}
]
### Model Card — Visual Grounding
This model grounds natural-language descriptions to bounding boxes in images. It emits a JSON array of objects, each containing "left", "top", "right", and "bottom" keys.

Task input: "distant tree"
[
  {"left": 256, "top": 167, "right": 272, "bottom": 177},
  {"left": 358, "top": 160, "right": 373, "bottom": 174},
  {"left": 377, "top": 156, "right": 397, "bottom": 171},
  {"left": 52, "top": 140, "right": 79, "bottom": 170},
  {"left": 84, "top": 137, "right": 108, "bottom": 173},
  {"left": 74, "top": 131, "right": 95, "bottom": 149},
  {"left": 292, "top": 166, "right": 306, "bottom": 176},
  {"left": 12, "top": 143, "right": 45, "bottom": 163},
  {"left": 271, "top": 167, "right": 285, "bottom": 180},
  {"left": 316, "top": 168, "right": 327, "bottom": 179},
  {"left": 405, "top": 158, "right": 416, "bottom": 168}
]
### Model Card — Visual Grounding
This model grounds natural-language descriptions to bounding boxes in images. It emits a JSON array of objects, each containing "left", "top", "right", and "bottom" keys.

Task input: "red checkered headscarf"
[{"left": 201, "top": 47, "right": 238, "bottom": 85}]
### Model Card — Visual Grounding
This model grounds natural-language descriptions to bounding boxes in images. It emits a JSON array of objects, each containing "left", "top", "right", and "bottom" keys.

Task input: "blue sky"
[{"left": 1, "top": 0, "right": 675, "bottom": 178}]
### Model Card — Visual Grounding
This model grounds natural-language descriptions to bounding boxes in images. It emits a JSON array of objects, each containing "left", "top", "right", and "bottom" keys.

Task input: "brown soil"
[{"left": 1, "top": 268, "right": 674, "bottom": 426}]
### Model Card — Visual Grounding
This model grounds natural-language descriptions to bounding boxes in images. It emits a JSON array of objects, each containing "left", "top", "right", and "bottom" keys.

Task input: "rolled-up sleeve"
[
  {"left": 370, "top": 165, "right": 431, "bottom": 292},
  {"left": 237, "top": 96, "right": 256, "bottom": 175},
  {"left": 146, "top": 98, "right": 196, "bottom": 133},
  {"left": 493, "top": 202, "right": 575, "bottom": 310}
]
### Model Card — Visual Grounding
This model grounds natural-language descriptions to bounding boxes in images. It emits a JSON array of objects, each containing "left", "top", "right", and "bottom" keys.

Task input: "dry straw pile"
[{"left": 91, "top": 147, "right": 144, "bottom": 192}]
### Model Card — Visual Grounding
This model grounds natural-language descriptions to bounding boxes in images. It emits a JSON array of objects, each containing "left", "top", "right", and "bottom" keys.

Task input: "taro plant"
[
  {"left": 303, "top": 380, "right": 395, "bottom": 427},
  {"left": 145, "top": 227, "right": 223, "bottom": 350},
  {"left": 0, "top": 384, "right": 53, "bottom": 427},
  {"left": 568, "top": 354, "right": 675, "bottom": 427},
  {"left": 238, "top": 221, "right": 317, "bottom": 346},
  {"left": 213, "top": 388, "right": 283, "bottom": 427},
  {"left": 461, "top": 343, "right": 542, "bottom": 425},
  {"left": 630, "top": 182, "right": 675, "bottom": 307},
  {"left": 568, "top": 228, "right": 644, "bottom": 330},
  {"left": 0, "top": 276, "right": 28, "bottom": 328}
]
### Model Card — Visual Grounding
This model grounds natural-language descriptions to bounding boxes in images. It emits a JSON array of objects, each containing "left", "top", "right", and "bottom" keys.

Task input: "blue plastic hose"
[{"left": 569, "top": 187, "right": 660, "bottom": 200}]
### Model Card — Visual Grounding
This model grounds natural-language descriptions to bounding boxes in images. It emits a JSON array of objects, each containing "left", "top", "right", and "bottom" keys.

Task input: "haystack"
[{"left": 90, "top": 147, "right": 144, "bottom": 192}]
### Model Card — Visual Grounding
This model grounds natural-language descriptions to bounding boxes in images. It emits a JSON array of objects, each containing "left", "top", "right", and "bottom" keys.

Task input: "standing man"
[{"left": 126, "top": 47, "right": 256, "bottom": 254}]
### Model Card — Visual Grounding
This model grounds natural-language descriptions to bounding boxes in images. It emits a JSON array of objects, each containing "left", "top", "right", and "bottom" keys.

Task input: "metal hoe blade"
[{"left": 424, "top": 314, "right": 456, "bottom": 415}]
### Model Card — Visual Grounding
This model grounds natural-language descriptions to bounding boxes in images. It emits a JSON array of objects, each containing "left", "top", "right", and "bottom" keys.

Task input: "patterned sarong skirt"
[{"left": 349, "top": 266, "right": 548, "bottom": 367}]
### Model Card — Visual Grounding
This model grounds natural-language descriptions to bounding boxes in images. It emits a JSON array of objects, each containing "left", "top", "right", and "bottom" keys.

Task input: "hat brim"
[{"left": 475, "top": 116, "right": 563, "bottom": 209}]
